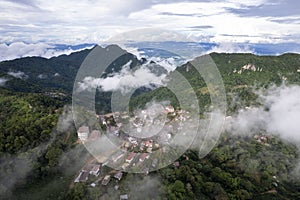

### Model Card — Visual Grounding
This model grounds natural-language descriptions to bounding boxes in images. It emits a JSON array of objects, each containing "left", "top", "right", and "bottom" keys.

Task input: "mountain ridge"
[{"left": 1, "top": 45, "right": 300, "bottom": 97}]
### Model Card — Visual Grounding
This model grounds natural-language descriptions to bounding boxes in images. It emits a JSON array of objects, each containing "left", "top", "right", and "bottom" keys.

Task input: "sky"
[
  {"left": 1, "top": 0, "right": 300, "bottom": 44},
  {"left": 0, "top": 0, "right": 299, "bottom": 60}
]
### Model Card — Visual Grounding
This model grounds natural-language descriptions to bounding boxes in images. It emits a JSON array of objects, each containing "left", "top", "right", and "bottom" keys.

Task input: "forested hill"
[
  {"left": 130, "top": 52, "right": 300, "bottom": 113},
  {"left": 178, "top": 52, "right": 300, "bottom": 89},
  {"left": 0, "top": 45, "right": 143, "bottom": 94},
  {"left": 0, "top": 48, "right": 91, "bottom": 93},
  {"left": 1, "top": 46, "right": 300, "bottom": 115},
  {"left": 1, "top": 47, "right": 300, "bottom": 199},
  {"left": 1, "top": 45, "right": 300, "bottom": 96}
]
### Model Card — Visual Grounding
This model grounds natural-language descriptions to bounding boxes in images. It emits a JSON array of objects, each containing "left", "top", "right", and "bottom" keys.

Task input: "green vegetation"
[
  {"left": 131, "top": 53, "right": 300, "bottom": 114},
  {"left": 0, "top": 90, "right": 65, "bottom": 154},
  {"left": 159, "top": 133, "right": 300, "bottom": 199},
  {"left": 1, "top": 51, "right": 300, "bottom": 199},
  {"left": 0, "top": 89, "right": 88, "bottom": 200}
]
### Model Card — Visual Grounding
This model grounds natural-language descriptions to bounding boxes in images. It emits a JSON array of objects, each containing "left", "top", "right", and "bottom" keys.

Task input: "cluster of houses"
[
  {"left": 76, "top": 105, "right": 192, "bottom": 172},
  {"left": 74, "top": 161, "right": 124, "bottom": 186},
  {"left": 110, "top": 150, "right": 152, "bottom": 173},
  {"left": 74, "top": 161, "right": 130, "bottom": 199},
  {"left": 77, "top": 104, "right": 190, "bottom": 144},
  {"left": 75, "top": 105, "right": 191, "bottom": 178},
  {"left": 73, "top": 104, "right": 193, "bottom": 200},
  {"left": 254, "top": 134, "right": 272, "bottom": 146}
]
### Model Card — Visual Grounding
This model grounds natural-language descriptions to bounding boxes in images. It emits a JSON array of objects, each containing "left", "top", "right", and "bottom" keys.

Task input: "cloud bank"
[
  {"left": 0, "top": 42, "right": 94, "bottom": 61},
  {"left": 7, "top": 70, "right": 28, "bottom": 79},
  {"left": 226, "top": 85, "right": 300, "bottom": 143},
  {"left": 77, "top": 61, "right": 168, "bottom": 93},
  {"left": 1, "top": 0, "right": 300, "bottom": 44},
  {"left": 206, "top": 42, "right": 255, "bottom": 54},
  {"left": 0, "top": 77, "right": 8, "bottom": 86}
]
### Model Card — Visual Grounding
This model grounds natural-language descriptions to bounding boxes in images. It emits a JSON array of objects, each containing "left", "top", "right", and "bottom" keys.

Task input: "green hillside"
[
  {"left": 1, "top": 51, "right": 300, "bottom": 199},
  {"left": 131, "top": 53, "right": 300, "bottom": 113}
]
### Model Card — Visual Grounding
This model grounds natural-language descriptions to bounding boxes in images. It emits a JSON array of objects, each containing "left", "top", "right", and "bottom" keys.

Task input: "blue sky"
[{"left": 0, "top": 0, "right": 299, "bottom": 60}]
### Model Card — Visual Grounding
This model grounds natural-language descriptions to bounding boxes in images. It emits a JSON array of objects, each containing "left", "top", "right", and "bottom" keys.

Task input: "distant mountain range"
[
  {"left": 1, "top": 43, "right": 300, "bottom": 94},
  {"left": 1, "top": 42, "right": 299, "bottom": 63},
  {"left": 130, "top": 42, "right": 300, "bottom": 57},
  {"left": 1, "top": 44, "right": 300, "bottom": 114}
]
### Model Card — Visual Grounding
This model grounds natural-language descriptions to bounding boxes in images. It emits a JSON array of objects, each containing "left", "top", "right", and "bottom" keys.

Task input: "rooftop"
[{"left": 78, "top": 126, "right": 89, "bottom": 133}]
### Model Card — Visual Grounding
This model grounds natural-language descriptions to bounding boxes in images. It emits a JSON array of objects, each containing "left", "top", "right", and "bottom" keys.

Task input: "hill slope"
[{"left": 1, "top": 47, "right": 300, "bottom": 199}]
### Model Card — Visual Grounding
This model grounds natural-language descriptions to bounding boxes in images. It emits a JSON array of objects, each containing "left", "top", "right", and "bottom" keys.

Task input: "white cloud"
[
  {"left": 122, "top": 46, "right": 144, "bottom": 60},
  {"left": 7, "top": 70, "right": 28, "bottom": 79},
  {"left": 37, "top": 74, "right": 47, "bottom": 79},
  {"left": 264, "top": 85, "right": 300, "bottom": 142},
  {"left": 226, "top": 85, "right": 300, "bottom": 143},
  {"left": 206, "top": 42, "right": 255, "bottom": 54},
  {"left": 0, "top": 42, "right": 51, "bottom": 61},
  {"left": 146, "top": 56, "right": 178, "bottom": 72},
  {"left": 0, "top": 0, "right": 299, "bottom": 44},
  {"left": 0, "top": 77, "right": 8, "bottom": 86},
  {"left": 0, "top": 42, "right": 94, "bottom": 61},
  {"left": 77, "top": 61, "right": 168, "bottom": 93}
]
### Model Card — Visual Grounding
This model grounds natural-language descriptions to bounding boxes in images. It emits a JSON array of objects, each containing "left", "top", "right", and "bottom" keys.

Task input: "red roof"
[
  {"left": 78, "top": 126, "right": 89, "bottom": 133},
  {"left": 126, "top": 152, "right": 136, "bottom": 161},
  {"left": 140, "top": 153, "right": 149, "bottom": 160},
  {"left": 89, "top": 130, "right": 100, "bottom": 140}
]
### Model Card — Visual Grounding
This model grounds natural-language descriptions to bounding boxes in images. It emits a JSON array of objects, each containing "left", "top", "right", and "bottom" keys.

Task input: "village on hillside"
[{"left": 72, "top": 105, "right": 194, "bottom": 199}]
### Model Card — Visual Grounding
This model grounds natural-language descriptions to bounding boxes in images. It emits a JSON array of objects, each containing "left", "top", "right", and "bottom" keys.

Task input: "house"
[
  {"left": 116, "top": 123, "right": 122, "bottom": 128},
  {"left": 80, "top": 171, "right": 89, "bottom": 182},
  {"left": 144, "top": 140, "right": 152, "bottom": 148},
  {"left": 74, "top": 172, "right": 83, "bottom": 183},
  {"left": 121, "top": 114, "right": 130, "bottom": 119},
  {"left": 88, "top": 130, "right": 100, "bottom": 141},
  {"left": 125, "top": 152, "right": 136, "bottom": 163},
  {"left": 120, "top": 194, "right": 129, "bottom": 200},
  {"left": 139, "top": 142, "right": 145, "bottom": 151},
  {"left": 87, "top": 164, "right": 101, "bottom": 176},
  {"left": 77, "top": 126, "right": 89, "bottom": 141},
  {"left": 173, "top": 161, "right": 180, "bottom": 168},
  {"left": 121, "top": 163, "right": 130, "bottom": 170},
  {"left": 139, "top": 153, "right": 150, "bottom": 162},
  {"left": 74, "top": 171, "right": 89, "bottom": 183},
  {"left": 114, "top": 171, "right": 123, "bottom": 181},
  {"left": 90, "top": 183, "right": 96, "bottom": 187},
  {"left": 102, "top": 175, "right": 111, "bottom": 185},
  {"left": 101, "top": 117, "right": 107, "bottom": 125},
  {"left": 124, "top": 142, "right": 131, "bottom": 149},
  {"left": 128, "top": 137, "right": 138, "bottom": 145},
  {"left": 143, "top": 167, "right": 149, "bottom": 176},
  {"left": 146, "top": 147, "right": 152, "bottom": 153},
  {"left": 152, "top": 158, "right": 158, "bottom": 168},
  {"left": 164, "top": 106, "right": 175, "bottom": 113}
]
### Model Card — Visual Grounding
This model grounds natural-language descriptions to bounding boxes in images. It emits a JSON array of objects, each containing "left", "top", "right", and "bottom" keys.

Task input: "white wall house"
[{"left": 77, "top": 126, "right": 89, "bottom": 142}]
